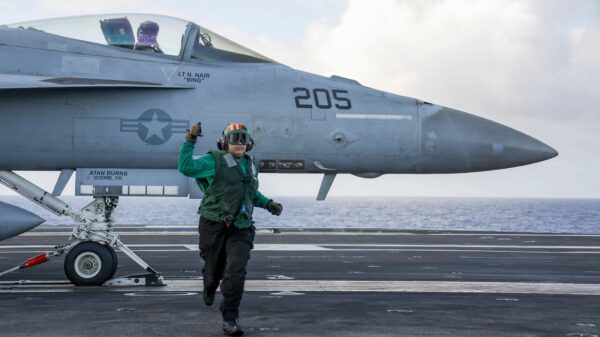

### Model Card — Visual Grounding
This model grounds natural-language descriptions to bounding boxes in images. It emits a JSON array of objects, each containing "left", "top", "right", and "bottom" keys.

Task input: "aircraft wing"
[{"left": 0, "top": 74, "right": 192, "bottom": 90}]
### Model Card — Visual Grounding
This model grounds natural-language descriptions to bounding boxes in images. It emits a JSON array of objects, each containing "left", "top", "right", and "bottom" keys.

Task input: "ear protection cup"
[
  {"left": 217, "top": 134, "right": 226, "bottom": 150},
  {"left": 245, "top": 135, "right": 254, "bottom": 152}
]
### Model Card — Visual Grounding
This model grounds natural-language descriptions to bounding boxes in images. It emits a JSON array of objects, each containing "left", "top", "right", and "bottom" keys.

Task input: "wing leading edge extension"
[{"left": 0, "top": 74, "right": 192, "bottom": 90}]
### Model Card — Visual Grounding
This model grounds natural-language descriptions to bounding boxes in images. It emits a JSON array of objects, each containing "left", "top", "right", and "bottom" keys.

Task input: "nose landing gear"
[{"left": 0, "top": 170, "right": 164, "bottom": 286}]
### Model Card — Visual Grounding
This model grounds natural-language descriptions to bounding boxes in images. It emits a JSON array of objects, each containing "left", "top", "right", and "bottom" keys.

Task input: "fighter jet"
[{"left": 0, "top": 14, "right": 557, "bottom": 285}]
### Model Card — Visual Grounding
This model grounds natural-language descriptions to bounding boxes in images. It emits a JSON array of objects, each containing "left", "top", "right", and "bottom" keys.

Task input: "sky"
[{"left": 0, "top": 0, "right": 598, "bottom": 199}]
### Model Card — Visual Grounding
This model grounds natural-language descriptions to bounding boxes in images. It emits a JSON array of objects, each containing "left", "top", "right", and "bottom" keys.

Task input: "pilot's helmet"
[{"left": 137, "top": 21, "right": 160, "bottom": 47}]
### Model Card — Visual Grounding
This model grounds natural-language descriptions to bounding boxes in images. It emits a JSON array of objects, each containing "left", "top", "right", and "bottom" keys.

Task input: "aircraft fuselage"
[{"left": 0, "top": 19, "right": 557, "bottom": 176}]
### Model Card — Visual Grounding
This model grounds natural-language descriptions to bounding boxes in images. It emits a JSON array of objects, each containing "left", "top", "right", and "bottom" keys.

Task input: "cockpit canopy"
[{"left": 8, "top": 14, "right": 273, "bottom": 63}]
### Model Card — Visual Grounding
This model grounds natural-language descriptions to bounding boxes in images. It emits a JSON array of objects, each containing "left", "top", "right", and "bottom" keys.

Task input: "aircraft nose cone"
[
  {"left": 418, "top": 106, "right": 558, "bottom": 173},
  {"left": 545, "top": 145, "right": 559, "bottom": 160},
  {"left": 0, "top": 201, "right": 45, "bottom": 241}
]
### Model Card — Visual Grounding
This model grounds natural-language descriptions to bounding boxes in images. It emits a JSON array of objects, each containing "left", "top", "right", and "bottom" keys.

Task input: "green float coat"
[{"left": 178, "top": 141, "right": 271, "bottom": 228}]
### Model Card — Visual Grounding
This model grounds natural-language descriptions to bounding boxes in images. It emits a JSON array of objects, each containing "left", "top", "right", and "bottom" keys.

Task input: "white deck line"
[
  {"left": 321, "top": 244, "right": 600, "bottom": 249},
  {"left": 19, "top": 232, "right": 199, "bottom": 237},
  {"left": 21, "top": 231, "right": 600, "bottom": 237},
  {"left": 2, "top": 249, "right": 600, "bottom": 255},
  {"left": 2, "top": 280, "right": 600, "bottom": 296},
  {"left": 0, "top": 244, "right": 331, "bottom": 252},
  {"left": 2, "top": 244, "right": 599, "bottom": 250},
  {"left": 243, "top": 280, "right": 600, "bottom": 295}
]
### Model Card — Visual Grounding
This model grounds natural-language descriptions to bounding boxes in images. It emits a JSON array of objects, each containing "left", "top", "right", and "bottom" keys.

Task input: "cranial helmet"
[
  {"left": 217, "top": 123, "right": 254, "bottom": 151},
  {"left": 136, "top": 21, "right": 160, "bottom": 47}
]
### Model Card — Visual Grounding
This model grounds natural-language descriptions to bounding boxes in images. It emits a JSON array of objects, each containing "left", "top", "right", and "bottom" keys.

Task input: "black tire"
[
  {"left": 64, "top": 241, "right": 115, "bottom": 286},
  {"left": 107, "top": 245, "right": 118, "bottom": 280}
]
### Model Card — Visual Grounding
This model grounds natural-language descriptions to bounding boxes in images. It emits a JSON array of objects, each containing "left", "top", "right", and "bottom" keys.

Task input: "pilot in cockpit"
[{"left": 135, "top": 21, "right": 163, "bottom": 53}]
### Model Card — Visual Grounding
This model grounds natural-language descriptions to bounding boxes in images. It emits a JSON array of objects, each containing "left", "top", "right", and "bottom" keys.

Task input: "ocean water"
[{"left": 1, "top": 196, "right": 600, "bottom": 234}]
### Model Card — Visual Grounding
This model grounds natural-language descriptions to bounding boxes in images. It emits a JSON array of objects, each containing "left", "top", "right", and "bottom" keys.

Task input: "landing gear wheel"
[
  {"left": 108, "top": 245, "right": 118, "bottom": 280},
  {"left": 64, "top": 241, "right": 115, "bottom": 286}
]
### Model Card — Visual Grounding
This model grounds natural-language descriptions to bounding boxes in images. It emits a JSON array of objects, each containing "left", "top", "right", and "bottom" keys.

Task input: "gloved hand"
[
  {"left": 185, "top": 122, "right": 202, "bottom": 142},
  {"left": 267, "top": 200, "right": 283, "bottom": 216}
]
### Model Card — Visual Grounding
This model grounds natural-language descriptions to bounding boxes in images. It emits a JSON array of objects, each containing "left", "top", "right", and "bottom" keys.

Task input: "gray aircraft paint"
[
  {"left": 0, "top": 201, "right": 45, "bottom": 239},
  {"left": 0, "top": 14, "right": 557, "bottom": 183}
]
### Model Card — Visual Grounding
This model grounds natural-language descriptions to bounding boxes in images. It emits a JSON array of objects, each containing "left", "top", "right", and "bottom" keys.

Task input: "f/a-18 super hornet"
[{"left": 0, "top": 14, "right": 557, "bottom": 286}]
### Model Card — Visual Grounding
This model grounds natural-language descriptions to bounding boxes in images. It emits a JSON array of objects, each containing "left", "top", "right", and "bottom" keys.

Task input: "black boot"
[
  {"left": 203, "top": 288, "right": 215, "bottom": 306},
  {"left": 222, "top": 319, "right": 244, "bottom": 336}
]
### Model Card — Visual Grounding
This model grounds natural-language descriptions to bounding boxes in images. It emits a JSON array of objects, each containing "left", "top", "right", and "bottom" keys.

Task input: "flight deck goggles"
[{"left": 225, "top": 132, "right": 252, "bottom": 145}]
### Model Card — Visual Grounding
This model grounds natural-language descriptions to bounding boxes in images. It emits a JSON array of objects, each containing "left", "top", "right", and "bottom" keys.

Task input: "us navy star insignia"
[
  {"left": 140, "top": 111, "right": 170, "bottom": 141},
  {"left": 120, "top": 109, "right": 188, "bottom": 145}
]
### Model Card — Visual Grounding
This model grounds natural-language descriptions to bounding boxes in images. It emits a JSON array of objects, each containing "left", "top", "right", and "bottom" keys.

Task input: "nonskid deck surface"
[{"left": 1, "top": 226, "right": 599, "bottom": 337}]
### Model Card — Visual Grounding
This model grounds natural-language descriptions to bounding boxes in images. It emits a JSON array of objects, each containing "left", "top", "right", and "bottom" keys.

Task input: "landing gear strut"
[{"left": 0, "top": 170, "right": 164, "bottom": 286}]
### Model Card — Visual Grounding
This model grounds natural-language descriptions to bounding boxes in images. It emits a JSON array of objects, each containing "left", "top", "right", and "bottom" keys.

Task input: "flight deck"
[{"left": 1, "top": 226, "right": 599, "bottom": 337}]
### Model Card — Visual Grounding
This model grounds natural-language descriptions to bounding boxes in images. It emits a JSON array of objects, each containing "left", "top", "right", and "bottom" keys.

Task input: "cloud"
[
  {"left": 303, "top": 0, "right": 598, "bottom": 117},
  {"left": 0, "top": 0, "right": 187, "bottom": 24}
]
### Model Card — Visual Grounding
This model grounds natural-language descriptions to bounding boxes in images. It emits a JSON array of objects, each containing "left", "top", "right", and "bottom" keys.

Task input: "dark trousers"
[{"left": 199, "top": 215, "right": 255, "bottom": 321}]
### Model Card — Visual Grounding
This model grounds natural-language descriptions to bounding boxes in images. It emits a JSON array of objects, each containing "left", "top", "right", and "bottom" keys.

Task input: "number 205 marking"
[{"left": 293, "top": 88, "right": 352, "bottom": 110}]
